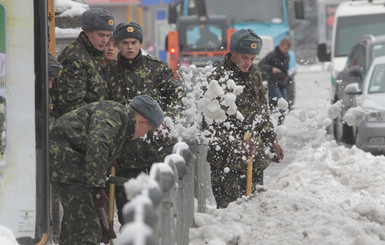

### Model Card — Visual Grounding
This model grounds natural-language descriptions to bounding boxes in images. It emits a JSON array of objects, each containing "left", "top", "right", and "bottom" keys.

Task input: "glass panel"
[
  {"left": 205, "top": 0, "right": 284, "bottom": 23},
  {"left": 0, "top": 5, "right": 6, "bottom": 77},
  {"left": 368, "top": 63, "right": 385, "bottom": 93},
  {"left": 186, "top": 24, "right": 223, "bottom": 49},
  {"left": 335, "top": 14, "right": 385, "bottom": 57}
]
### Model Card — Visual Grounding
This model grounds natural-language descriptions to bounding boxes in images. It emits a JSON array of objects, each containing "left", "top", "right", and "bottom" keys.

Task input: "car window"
[
  {"left": 368, "top": 63, "right": 385, "bottom": 93},
  {"left": 372, "top": 44, "right": 385, "bottom": 60},
  {"left": 351, "top": 45, "right": 366, "bottom": 70}
]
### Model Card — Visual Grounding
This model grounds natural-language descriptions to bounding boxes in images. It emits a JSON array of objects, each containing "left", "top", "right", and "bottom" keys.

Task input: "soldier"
[
  {"left": 102, "top": 35, "right": 119, "bottom": 67},
  {"left": 48, "top": 52, "right": 63, "bottom": 123},
  {"left": 202, "top": 29, "right": 284, "bottom": 208},
  {"left": 105, "top": 22, "right": 185, "bottom": 226},
  {"left": 50, "top": 95, "right": 164, "bottom": 245},
  {"left": 51, "top": 8, "right": 115, "bottom": 119}
]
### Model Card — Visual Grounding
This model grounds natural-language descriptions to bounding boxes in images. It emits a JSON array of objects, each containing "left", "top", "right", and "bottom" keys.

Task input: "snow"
[
  {"left": 186, "top": 64, "right": 385, "bottom": 245},
  {"left": 2, "top": 2, "right": 385, "bottom": 240},
  {"left": 55, "top": 0, "right": 88, "bottom": 17},
  {"left": 0, "top": 226, "right": 19, "bottom": 245}
]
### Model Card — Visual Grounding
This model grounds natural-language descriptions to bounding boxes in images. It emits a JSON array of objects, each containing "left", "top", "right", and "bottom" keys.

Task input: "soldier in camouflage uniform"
[
  {"left": 51, "top": 8, "right": 115, "bottom": 119},
  {"left": 203, "top": 29, "right": 284, "bottom": 208},
  {"left": 50, "top": 95, "right": 164, "bottom": 245},
  {"left": 105, "top": 22, "right": 185, "bottom": 225}
]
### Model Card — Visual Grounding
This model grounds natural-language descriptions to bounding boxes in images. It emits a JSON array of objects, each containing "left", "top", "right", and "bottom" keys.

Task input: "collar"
[{"left": 77, "top": 31, "right": 104, "bottom": 59}]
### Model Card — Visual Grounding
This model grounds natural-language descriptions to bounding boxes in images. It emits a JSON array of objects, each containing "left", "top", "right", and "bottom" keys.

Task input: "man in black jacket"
[{"left": 258, "top": 38, "right": 292, "bottom": 125}]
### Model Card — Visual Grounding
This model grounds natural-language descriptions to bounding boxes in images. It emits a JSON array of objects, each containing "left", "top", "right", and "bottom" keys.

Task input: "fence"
[{"left": 115, "top": 141, "right": 214, "bottom": 245}]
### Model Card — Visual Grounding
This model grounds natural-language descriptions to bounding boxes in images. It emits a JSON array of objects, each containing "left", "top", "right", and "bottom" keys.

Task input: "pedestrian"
[
  {"left": 102, "top": 35, "right": 119, "bottom": 67},
  {"left": 287, "top": 49, "right": 299, "bottom": 111},
  {"left": 49, "top": 95, "right": 164, "bottom": 245},
  {"left": 202, "top": 29, "right": 284, "bottom": 209},
  {"left": 51, "top": 8, "right": 115, "bottom": 119},
  {"left": 105, "top": 22, "right": 186, "bottom": 226},
  {"left": 258, "top": 38, "right": 292, "bottom": 125}
]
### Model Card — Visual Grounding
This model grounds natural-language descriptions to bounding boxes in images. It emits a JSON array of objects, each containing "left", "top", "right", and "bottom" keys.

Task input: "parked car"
[
  {"left": 333, "top": 34, "right": 385, "bottom": 144},
  {"left": 343, "top": 56, "right": 385, "bottom": 154}
]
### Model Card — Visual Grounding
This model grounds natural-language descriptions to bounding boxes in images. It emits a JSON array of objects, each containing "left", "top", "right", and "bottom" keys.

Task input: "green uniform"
[
  {"left": 105, "top": 51, "right": 185, "bottom": 224},
  {"left": 204, "top": 52, "right": 277, "bottom": 208},
  {"left": 51, "top": 31, "right": 108, "bottom": 119},
  {"left": 50, "top": 100, "right": 136, "bottom": 245}
]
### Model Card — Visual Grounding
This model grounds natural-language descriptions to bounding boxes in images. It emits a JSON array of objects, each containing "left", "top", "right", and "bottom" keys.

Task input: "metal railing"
[{"left": 115, "top": 141, "right": 213, "bottom": 245}]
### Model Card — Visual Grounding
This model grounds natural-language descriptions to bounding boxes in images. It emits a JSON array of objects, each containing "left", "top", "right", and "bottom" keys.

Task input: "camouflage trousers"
[
  {"left": 208, "top": 146, "right": 264, "bottom": 209},
  {"left": 113, "top": 136, "right": 177, "bottom": 225},
  {"left": 51, "top": 181, "right": 102, "bottom": 245}
]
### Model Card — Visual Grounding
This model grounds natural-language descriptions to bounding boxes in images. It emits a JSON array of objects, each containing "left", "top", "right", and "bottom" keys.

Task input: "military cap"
[
  {"left": 48, "top": 53, "right": 63, "bottom": 79},
  {"left": 129, "top": 95, "right": 164, "bottom": 129},
  {"left": 230, "top": 29, "right": 263, "bottom": 55},
  {"left": 82, "top": 8, "right": 115, "bottom": 31},
  {"left": 113, "top": 22, "right": 143, "bottom": 44}
]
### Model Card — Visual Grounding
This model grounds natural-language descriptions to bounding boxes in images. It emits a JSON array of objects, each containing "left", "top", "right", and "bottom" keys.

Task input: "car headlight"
[{"left": 366, "top": 110, "right": 385, "bottom": 122}]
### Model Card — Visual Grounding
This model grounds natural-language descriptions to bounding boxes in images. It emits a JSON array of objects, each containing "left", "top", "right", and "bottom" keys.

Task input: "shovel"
[{"left": 243, "top": 132, "right": 253, "bottom": 196}]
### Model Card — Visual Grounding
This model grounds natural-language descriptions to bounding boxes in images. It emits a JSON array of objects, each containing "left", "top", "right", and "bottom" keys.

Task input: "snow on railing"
[{"left": 115, "top": 141, "right": 200, "bottom": 245}]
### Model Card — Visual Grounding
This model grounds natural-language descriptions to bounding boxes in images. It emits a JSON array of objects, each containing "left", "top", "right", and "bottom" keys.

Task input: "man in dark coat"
[
  {"left": 202, "top": 29, "right": 284, "bottom": 208},
  {"left": 51, "top": 8, "right": 115, "bottom": 119},
  {"left": 258, "top": 38, "right": 292, "bottom": 125},
  {"left": 105, "top": 21, "right": 186, "bottom": 226},
  {"left": 50, "top": 95, "right": 164, "bottom": 245}
]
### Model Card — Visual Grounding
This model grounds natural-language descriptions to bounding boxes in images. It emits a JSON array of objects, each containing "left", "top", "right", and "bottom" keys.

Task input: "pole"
[{"left": 48, "top": 0, "right": 56, "bottom": 55}]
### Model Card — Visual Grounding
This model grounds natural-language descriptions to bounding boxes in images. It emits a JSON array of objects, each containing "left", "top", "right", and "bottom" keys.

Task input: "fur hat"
[
  {"left": 113, "top": 22, "right": 143, "bottom": 44},
  {"left": 81, "top": 8, "right": 115, "bottom": 31},
  {"left": 229, "top": 29, "right": 263, "bottom": 55},
  {"left": 129, "top": 95, "right": 164, "bottom": 129},
  {"left": 48, "top": 53, "right": 63, "bottom": 79}
]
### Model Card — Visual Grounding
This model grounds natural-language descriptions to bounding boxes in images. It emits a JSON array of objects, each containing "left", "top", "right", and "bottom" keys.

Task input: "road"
[{"left": 264, "top": 63, "right": 332, "bottom": 184}]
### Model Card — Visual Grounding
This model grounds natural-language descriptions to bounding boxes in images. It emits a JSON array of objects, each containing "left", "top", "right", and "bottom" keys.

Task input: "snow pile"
[
  {"left": 188, "top": 65, "right": 385, "bottom": 245},
  {"left": 0, "top": 226, "right": 19, "bottom": 245},
  {"left": 190, "top": 138, "right": 385, "bottom": 244},
  {"left": 55, "top": 0, "right": 88, "bottom": 17}
]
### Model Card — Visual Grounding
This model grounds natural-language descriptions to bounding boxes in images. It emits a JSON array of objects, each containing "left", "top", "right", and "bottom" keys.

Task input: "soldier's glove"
[
  {"left": 92, "top": 188, "right": 109, "bottom": 209},
  {"left": 101, "top": 221, "right": 117, "bottom": 242},
  {"left": 242, "top": 138, "right": 259, "bottom": 157},
  {"left": 270, "top": 142, "right": 284, "bottom": 163}
]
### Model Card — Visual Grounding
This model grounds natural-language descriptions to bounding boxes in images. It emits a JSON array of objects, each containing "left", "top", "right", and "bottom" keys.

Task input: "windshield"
[
  {"left": 205, "top": 0, "right": 284, "bottom": 24},
  {"left": 368, "top": 63, "right": 385, "bottom": 94},
  {"left": 334, "top": 14, "right": 385, "bottom": 57},
  {"left": 185, "top": 23, "right": 223, "bottom": 50}
]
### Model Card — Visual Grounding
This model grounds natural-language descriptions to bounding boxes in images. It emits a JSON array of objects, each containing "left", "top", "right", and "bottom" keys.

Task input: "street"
[{"left": 264, "top": 63, "right": 333, "bottom": 184}]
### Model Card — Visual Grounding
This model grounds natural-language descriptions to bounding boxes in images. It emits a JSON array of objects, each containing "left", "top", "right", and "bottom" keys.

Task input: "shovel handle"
[
  {"left": 244, "top": 132, "right": 253, "bottom": 196},
  {"left": 246, "top": 156, "right": 253, "bottom": 196},
  {"left": 108, "top": 166, "right": 116, "bottom": 222}
]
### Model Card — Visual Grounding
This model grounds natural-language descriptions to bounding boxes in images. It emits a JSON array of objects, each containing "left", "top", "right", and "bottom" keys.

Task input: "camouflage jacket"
[
  {"left": 105, "top": 51, "right": 185, "bottom": 117},
  {"left": 51, "top": 31, "right": 108, "bottom": 119},
  {"left": 205, "top": 52, "right": 277, "bottom": 155},
  {"left": 50, "top": 100, "right": 136, "bottom": 188}
]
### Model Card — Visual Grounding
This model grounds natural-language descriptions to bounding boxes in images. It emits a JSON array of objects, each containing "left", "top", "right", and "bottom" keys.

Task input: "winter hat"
[
  {"left": 113, "top": 22, "right": 143, "bottom": 44},
  {"left": 129, "top": 95, "right": 164, "bottom": 129},
  {"left": 230, "top": 29, "right": 263, "bottom": 55},
  {"left": 48, "top": 53, "right": 63, "bottom": 78},
  {"left": 82, "top": 8, "right": 115, "bottom": 31}
]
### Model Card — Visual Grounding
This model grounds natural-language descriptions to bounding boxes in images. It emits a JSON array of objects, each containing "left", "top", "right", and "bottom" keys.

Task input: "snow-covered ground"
[
  {"left": 188, "top": 64, "right": 385, "bottom": 245},
  {"left": 2, "top": 63, "right": 385, "bottom": 245}
]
